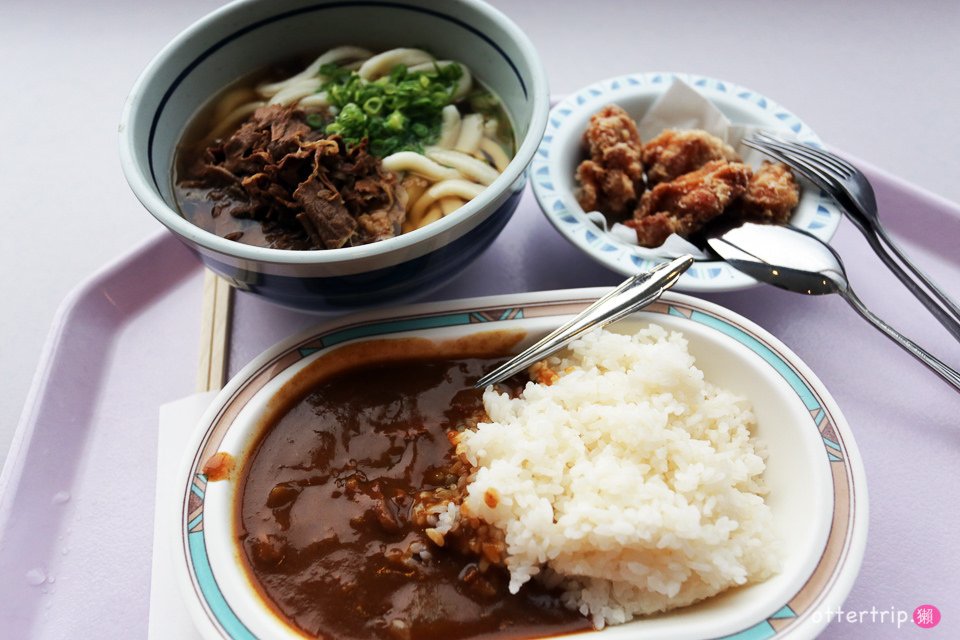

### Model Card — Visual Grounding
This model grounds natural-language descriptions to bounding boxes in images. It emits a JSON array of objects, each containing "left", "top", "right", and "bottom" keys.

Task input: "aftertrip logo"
[
  {"left": 913, "top": 605, "right": 942, "bottom": 629},
  {"left": 812, "top": 604, "right": 941, "bottom": 630}
]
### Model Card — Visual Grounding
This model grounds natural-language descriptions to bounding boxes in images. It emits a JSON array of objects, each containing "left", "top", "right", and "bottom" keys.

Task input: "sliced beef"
[
  {"left": 180, "top": 104, "right": 403, "bottom": 250},
  {"left": 294, "top": 181, "right": 357, "bottom": 249}
]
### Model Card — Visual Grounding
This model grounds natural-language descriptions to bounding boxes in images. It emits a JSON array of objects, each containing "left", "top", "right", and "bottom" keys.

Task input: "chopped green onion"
[
  {"left": 318, "top": 60, "right": 465, "bottom": 156},
  {"left": 363, "top": 97, "right": 384, "bottom": 115},
  {"left": 385, "top": 110, "right": 406, "bottom": 132},
  {"left": 305, "top": 113, "right": 326, "bottom": 129}
]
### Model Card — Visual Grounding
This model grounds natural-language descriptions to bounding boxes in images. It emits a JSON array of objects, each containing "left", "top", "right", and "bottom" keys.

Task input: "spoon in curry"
[
  {"left": 707, "top": 223, "right": 960, "bottom": 393},
  {"left": 474, "top": 254, "right": 693, "bottom": 388}
]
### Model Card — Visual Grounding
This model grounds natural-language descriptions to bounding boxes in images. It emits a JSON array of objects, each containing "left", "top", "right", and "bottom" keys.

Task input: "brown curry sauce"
[{"left": 236, "top": 355, "right": 592, "bottom": 640}]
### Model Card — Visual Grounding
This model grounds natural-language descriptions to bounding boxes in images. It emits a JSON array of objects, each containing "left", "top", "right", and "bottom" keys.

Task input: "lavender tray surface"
[{"left": 1, "top": 158, "right": 958, "bottom": 639}]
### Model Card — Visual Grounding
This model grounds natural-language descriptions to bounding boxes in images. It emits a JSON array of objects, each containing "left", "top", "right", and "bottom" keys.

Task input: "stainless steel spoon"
[
  {"left": 474, "top": 254, "right": 693, "bottom": 388},
  {"left": 707, "top": 223, "right": 960, "bottom": 393},
  {"left": 744, "top": 132, "right": 960, "bottom": 342}
]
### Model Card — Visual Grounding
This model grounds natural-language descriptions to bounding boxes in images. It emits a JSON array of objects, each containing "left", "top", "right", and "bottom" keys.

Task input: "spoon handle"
[
  {"left": 474, "top": 255, "right": 693, "bottom": 389},
  {"left": 841, "top": 286, "right": 960, "bottom": 393}
]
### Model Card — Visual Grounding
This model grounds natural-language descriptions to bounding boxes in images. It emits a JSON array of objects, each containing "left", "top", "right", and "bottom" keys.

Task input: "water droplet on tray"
[
  {"left": 52, "top": 491, "right": 71, "bottom": 505},
  {"left": 25, "top": 568, "right": 46, "bottom": 586}
]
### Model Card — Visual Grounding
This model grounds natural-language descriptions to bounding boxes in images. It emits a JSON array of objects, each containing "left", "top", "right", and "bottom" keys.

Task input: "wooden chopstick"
[{"left": 197, "top": 269, "right": 234, "bottom": 392}]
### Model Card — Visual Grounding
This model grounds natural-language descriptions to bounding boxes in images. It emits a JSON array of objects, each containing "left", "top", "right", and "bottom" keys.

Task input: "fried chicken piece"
[
  {"left": 576, "top": 160, "right": 638, "bottom": 219},
  {"left": 628, "top": 160, "right": 751, "bottom": 247},
  {"left": 730, "top": 161, "right": 800, "bottom": 224},
  {"left": 575, "top": 104, "right": 645, "bottom": 219},
  {"left": 641, "top": 129, "right": 740, "bottom": 186}
]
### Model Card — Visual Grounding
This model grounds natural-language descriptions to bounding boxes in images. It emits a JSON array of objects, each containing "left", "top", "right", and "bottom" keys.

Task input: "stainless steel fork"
[{"left": 744, "top": 132, "right": 960, "bottom": 342}]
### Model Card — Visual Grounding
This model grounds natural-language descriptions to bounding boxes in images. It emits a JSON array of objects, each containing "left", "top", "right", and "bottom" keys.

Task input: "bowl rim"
[
  {"left": 172, "top": 288, "right": 868, "bottom": 640},
  {"left": 530, "top": 71, "right": 843, "bottom": 292},
  {"left": 118, "top": 0, "right": 550, "bottom": 266}
]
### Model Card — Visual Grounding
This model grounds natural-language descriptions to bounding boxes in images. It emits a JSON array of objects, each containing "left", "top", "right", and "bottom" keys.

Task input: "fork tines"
[{"left": 746, "top": 132, "right": 855, "bottom": 180}]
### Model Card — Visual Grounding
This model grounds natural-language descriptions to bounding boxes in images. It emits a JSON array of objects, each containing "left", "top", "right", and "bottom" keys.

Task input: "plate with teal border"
[
  {"left": 173, "top": 289, "right": 866, "bottom": 639},
  {"left": 531, "top": 72, "right": 843, "bottom": 292}
]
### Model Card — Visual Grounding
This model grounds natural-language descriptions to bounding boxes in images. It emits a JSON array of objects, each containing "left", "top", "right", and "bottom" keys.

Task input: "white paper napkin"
[{"left": 148, "top": 392, "right": 218, "bottom": 640}]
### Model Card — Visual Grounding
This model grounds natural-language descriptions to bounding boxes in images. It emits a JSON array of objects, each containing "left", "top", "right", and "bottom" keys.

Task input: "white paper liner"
[{"left": 585, "top": 211, "right": 710, "bottom": 259}]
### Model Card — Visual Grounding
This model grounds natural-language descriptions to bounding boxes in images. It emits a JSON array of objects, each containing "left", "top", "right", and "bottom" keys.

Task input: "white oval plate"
[
  {"left": 531, "top": 72, "right": 843, "bottom": 292},
  {"left": 173, "top": 289, "right": 866, "bottom": 639}
]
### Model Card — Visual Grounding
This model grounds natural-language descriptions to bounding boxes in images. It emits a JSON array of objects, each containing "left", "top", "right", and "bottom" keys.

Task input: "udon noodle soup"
[{"left": 174, "top": 47, "right": 516, "bottom": 250}]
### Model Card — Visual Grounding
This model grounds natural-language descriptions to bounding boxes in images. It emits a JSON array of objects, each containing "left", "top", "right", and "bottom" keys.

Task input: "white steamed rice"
[{"left": 455, "top": 324, "right": 779, "bottom": 627}]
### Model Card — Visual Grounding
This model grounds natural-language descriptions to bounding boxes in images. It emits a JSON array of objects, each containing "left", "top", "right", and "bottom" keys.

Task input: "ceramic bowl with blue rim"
[
  {"left": 531, "top": 73, "right": 842, "bottom": 292},
  {"left": 173, "top": 289, "right": 867, "bottom": 639},
  {"left": 120, "top": 0, "right": 549, "bottom": 311}
]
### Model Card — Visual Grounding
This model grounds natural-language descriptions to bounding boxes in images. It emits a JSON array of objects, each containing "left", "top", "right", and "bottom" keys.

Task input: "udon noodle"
[{"left": 175, "top": 47, "right": 516, "bottom": 250}]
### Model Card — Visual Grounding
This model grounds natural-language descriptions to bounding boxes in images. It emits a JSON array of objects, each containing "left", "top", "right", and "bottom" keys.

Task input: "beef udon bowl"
[{"left": 119, "top": 0, "right": 548, "bottom": 310}]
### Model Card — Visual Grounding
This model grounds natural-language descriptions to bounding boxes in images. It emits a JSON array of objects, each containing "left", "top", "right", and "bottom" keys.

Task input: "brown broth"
[
  {"left": 236, "top": 358, "right": 591, "bottom": 640},
  {"left": 172, "top": 63, "right": 307, "bottom": 248}
]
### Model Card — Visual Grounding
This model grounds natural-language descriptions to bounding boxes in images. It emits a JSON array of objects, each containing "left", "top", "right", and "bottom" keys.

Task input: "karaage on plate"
[
  {"left": 572, "top": 103, "right": 802, "bottom": 248},
  {"left": 730, "top": 161, "right": 799, "bottom": 224},
  {"left": 628, "top": 160, "right": 751, "bottom": 247},
  {"left": 642, "top": 129, "right": 741, "bottom": 186},
  {"left": 575, "top": 104, "right": 645, "bottom": 219}
]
